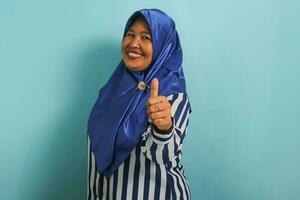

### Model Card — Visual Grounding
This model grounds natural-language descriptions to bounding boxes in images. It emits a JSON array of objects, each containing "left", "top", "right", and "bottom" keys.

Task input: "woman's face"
[{"left": 122, "top": 17, "right": 153, "bottom": 72}]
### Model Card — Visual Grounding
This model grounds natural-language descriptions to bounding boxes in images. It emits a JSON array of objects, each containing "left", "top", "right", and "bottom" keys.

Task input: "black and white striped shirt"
[{"left": 88, "top": 93, "right": 191, "bottom": 200}]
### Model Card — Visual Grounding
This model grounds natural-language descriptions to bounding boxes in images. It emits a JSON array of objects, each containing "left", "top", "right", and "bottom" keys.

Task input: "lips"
[{"left": 126, "top": 48, "right": 143, "bottom": 60}]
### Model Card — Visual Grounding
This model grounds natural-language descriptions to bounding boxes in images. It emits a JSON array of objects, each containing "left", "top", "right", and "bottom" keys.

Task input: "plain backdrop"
[{"left": 1, "top": 0, "right": 300, "bottom": 199}]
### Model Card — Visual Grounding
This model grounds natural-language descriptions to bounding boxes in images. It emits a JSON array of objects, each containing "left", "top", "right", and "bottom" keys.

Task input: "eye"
[
  {"left": 141, "top": 35, "right": 151, "bottom": 41},
  {"left": 126, "top": 32, "right": 135, "bottom": 37}
]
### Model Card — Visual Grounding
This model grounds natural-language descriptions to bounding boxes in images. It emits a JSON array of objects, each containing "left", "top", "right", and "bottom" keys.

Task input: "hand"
[{"left": 146, "top": 78, "right": 173, "bottom": 133}]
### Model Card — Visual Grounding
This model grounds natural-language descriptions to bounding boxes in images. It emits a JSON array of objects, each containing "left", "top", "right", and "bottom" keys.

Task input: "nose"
[{"left": 129, "top": 36, "right": 141, "bottom": 48}]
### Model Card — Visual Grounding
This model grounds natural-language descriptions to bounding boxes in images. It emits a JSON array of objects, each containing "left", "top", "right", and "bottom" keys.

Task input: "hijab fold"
[{"left": 88, "top": 9, "right": 188, "bottom": 177}]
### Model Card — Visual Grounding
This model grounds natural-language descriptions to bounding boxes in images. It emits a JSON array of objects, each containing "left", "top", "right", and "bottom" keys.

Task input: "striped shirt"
[{"left": 88, "top": 93, "right": 191, "bottom": 200}]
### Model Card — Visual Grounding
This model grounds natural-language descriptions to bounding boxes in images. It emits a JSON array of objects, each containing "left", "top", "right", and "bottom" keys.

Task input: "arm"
[
  {"left": 141, "top": 92, "right": 191, "bottom": 167},
  {"left": 87, "top": 137, "right": 98, "bottom": 200}
]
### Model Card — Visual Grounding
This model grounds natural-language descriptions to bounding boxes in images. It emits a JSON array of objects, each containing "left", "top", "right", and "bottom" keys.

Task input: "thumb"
[{"left": 150, "top": 78, "right": 159, "bottom": 97}]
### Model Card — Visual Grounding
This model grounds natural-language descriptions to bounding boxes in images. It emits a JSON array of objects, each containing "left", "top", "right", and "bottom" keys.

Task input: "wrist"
[{"left": 152, "top": 118, "right": 173, "bottom": 134}]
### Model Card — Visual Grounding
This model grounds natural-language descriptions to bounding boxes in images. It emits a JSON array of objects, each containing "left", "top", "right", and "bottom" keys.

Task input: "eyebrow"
[{"left": 127, "top": 28, "right": 151, "bottom": 36}]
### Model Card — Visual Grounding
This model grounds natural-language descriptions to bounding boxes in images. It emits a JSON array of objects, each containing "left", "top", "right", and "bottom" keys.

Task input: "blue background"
[{"left": 1, "top": 0, "right": 299, "bottom": 199}]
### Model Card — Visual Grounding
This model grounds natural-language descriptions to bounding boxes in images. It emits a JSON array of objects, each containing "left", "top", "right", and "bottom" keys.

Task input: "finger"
[
  {"left": 149, "top": 110, "right": 171, "bottom": 121},
  {"left": 152, "top": 118, "right": 172, "bottom": 130},
  {"left": 147, "top": 96, "right": 168, "bottom": 107},
  {"left": 149, "top": 111, "right": 166, "bottom": 121},
  {"left": 147, "top": 105, "right": 159, "bottom": 114},
  {"left": 147, "top": 101, "right": 171, "bottom": 114},
  {"left": 150, "top": 78, "right": 159, "bottom": 97},
  {"left": 152, "top": 118, "right": 165, "bottom": 127}
]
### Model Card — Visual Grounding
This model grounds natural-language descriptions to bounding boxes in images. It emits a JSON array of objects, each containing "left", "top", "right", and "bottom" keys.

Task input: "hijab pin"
[{"left": 137, "top": 81, "right": 148, "bottom": 90}]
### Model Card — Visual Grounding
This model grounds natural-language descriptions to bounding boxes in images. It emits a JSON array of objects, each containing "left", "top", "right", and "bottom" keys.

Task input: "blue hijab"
[{"left": 88, "top": 9, "right": 187, "bottom": 177}]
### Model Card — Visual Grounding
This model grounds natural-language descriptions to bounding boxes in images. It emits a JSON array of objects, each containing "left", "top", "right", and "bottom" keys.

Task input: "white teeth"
[{"left": 128, "top": 52, "right": 142, "bottom": 57}]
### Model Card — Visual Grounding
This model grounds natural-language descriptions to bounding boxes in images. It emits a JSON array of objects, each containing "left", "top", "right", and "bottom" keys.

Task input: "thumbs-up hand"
[{"left": 146, "top": 78, "right": 173, "bottom": 133}]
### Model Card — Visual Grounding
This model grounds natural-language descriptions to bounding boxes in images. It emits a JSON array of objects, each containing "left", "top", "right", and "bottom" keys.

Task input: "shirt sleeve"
[
  {"left": 141, "top": 92, "right": 191, "bottom": 167},
  {"left": 87, "top": 137, "right": 98, "bottom": 200}
]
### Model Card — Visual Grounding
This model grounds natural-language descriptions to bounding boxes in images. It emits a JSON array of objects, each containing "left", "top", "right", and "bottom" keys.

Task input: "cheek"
[
  {"left": 121, "top": 39, "right": 128, "bottom": 52},
  {"left": 146, "top": 45, "right": 153, "bottom": 60}
]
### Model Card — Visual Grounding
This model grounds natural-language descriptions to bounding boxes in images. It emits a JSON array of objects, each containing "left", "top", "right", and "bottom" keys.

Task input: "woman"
[{"left": 87, "top": 9, "right": 191, "bottom": 200}]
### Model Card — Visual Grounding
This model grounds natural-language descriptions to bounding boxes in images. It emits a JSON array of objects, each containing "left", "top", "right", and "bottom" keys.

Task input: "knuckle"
[
  {"left": 152, "top": 108, "right": 157, "bottom": 113},
  {"left": 148, "top": 99, "right": 153, "bottom": 105},
  {"left": 149, "top": 108, "right": 153, "bottom": 113},
  {"left": 149, "top": 113, "right": 154, "bottom": 119},
  {"left": 156, "top": 120, "right": 162, "bottom": 126},
  {"left": 151, "top": 113, "right": 155, "bottom": 119},
  {"left": 152, "top": 113, "right": 158, "bottom": 119}
]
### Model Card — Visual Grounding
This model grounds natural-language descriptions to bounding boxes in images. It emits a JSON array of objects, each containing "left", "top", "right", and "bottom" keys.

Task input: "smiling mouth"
[{"left": 127, "top": 51, "right": 143, "bottom": 60}]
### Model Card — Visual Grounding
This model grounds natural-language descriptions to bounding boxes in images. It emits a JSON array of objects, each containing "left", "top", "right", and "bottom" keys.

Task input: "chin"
[
  {"left": 124, "top": 62, "right": 144, "bottom": 72},
  {"left": 123, "top": 59, "right": 151, "bottom": 72},
  {"left": 126, "top": 65, "right": 143, "bottom": 72}
]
